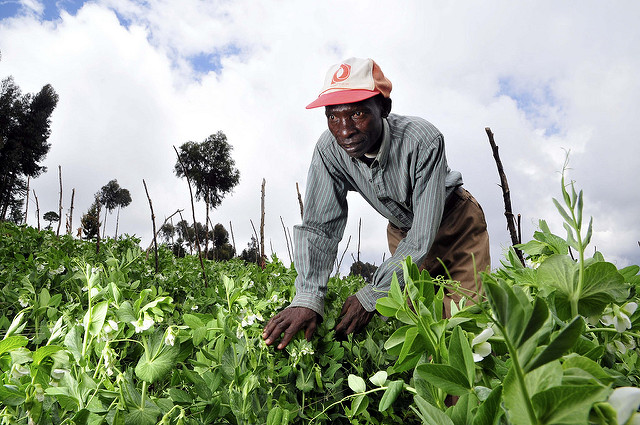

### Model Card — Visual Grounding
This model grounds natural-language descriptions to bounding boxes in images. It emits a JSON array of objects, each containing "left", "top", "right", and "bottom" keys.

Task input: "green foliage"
[
  {"left": 0, "top": 76, "right": 58, "bottom": 221},
  {"left": 1, "top": 167, "right": 639, "bottom": 424}
]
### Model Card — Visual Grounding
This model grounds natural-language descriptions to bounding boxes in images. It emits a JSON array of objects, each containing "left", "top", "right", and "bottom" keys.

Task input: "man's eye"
[
  {"left": 328, "top": 114, "right": 335, "bottom": 120},
  {"left": 353, "top": 111, "right": 363, "bottom": 117}
]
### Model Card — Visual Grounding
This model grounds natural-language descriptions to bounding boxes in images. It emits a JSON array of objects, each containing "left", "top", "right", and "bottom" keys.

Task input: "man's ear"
[{"left": 381, "top": 98, "right": 392, "bottom": 118}]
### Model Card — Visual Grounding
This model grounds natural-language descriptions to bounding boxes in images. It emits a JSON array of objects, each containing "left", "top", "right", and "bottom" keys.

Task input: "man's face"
[{"left": 325, "top": 97, "right": 385, "bottom": 159}]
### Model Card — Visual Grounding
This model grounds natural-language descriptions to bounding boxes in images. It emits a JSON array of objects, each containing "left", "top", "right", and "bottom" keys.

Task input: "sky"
[{"left": 1, "top": 0, "right": 639, "bottom": 274}]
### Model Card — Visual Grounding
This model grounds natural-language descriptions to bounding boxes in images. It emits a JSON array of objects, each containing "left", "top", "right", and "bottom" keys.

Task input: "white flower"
[
  {"left": 236, "top": 327, "right": 244, "bottom": 339},
  {"left": 18, "top": 295, "right": 29, "bottom": 308},
  {"left": 191, "top": 305, "right": 199, "bottom": 311},
  {"left": 608, "top": 387, "right": 640, "bottom": 425},
  {"left": 11, "top": 364, "right": 30, "bottom": 380},
  {"left": 131, "top": 313, "right": 154, "bottom": 333},
  {"left": 601, "top": 302, "right": 637, "bottom": 333},
  {"left": 102, "top": 346, "right": 117, "bottom": 376},
  {"left": 50, "top": 368, "right": 68, "bottom": 382},
  {"left": 34, "top": 384, "right": 45, "bottom": 402},
  {"left": 241, "top": 313, "right": 263, "bottom": 328},
  {"left": 164, "top": 327, "right": 176, "bottom": 346},
  {"left": 472, "top": 328, "right": 494, "bottom": 362},
  {"left": 103, "top": 320, "right": 119, "bottom": 335}
]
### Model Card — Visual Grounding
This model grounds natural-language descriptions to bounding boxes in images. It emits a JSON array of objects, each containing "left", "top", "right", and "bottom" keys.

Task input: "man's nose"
[{"left": 338, "top": 118, "right": 357, "bottom": 138}]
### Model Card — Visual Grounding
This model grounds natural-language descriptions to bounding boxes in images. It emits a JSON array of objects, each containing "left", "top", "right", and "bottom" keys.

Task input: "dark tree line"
[{"left": 0, "top": 75, "right": 58, "bottom": 222}]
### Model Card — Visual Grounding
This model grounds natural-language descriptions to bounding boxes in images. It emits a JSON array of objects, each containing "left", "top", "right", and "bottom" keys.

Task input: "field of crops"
[{"left": 1, "top": 179, "right": 640, "bottom": 424}]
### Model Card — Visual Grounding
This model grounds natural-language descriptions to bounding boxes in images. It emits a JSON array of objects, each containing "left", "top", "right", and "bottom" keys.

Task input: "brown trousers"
[{"left": 387, "top": 187, "right": 490, "bottom": 317}]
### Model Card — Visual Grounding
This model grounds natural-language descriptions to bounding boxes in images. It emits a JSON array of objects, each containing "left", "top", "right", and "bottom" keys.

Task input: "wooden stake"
[
  {"left": 33, "top": 189, "right": 40, "bottom": 231},
  {"left": 143, "top": 179, "right": 159, "bottom": 273},
  {"left": 250, "top": 219, "right": 261, "bottom": 265},
  {"left": 260, "top": 178, "right": 266, "bottom": 266},
  {"left": 56, "top": 166, "right": 63, "bottom": 236},
  {"left": 485, "top": 127, "right": 526, "bottom": 266},
  {"left": 67, "top": 188, "right": 75, "bottom": 234},
  {"left": 280, "top": 216, "right": 292, "bottom": 264},
  {"left": 335, "top": 235, "right": 351, "bottom": 276},
  {"left": 23, "top": 177, "right": 29, "bottom": 225},
  {"left": 357, "top": 218, "right": 362, "bottom": 263},
  {"left": 229, "top": 221, "right": 236, "bottom": 256},
  {"left": 296, "top": 182, "right": 304, "bottom": 220}
]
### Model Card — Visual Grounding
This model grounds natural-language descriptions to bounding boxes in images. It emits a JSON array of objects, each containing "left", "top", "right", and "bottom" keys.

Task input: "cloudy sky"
[{"left": 1, "top": 0, "right": 639, "bottom": 272}]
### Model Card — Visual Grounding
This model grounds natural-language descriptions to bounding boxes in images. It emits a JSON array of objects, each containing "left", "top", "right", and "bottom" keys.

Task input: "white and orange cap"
[{"left": 305, "top": 57, "right": 392, "bottom": 109}]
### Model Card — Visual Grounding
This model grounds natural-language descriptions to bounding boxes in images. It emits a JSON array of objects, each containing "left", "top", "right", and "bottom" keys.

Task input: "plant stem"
[
  {"left": 500, "top": 323, "right": 539, "bottom": 425},
  {"left": 141, "top": 380, "right": 148, "bottom": 409}
]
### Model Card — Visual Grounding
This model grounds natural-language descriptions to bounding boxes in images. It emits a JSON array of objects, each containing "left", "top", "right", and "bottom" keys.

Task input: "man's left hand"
[{"left": 334, "top": 295, "right": 375, "bottom": 340}]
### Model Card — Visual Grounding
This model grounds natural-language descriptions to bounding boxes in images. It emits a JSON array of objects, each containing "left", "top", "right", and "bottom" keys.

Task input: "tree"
[
  {"left": 212, "top": 223, "right": 234, "bottom": 260},
  {"left": 240, "top": 236, "right": 260, "bottom": 264},
  {"left": 43, "top": 211, "right": 59, "bottom": 230},
  {"left": 80, "top": 197, "right": 101, "bottom": 240},
  {"left": 349, "top": 260, "right": 378, "bottom": 283},
  {"left": 174, "top": 131, "right": 240, "bottom": 251},
  {"left": 98, "top": 179, "right": 132, "bottom": 237},
  {"left": 0, "top": 76, "right": 58, "bottom": 221}
]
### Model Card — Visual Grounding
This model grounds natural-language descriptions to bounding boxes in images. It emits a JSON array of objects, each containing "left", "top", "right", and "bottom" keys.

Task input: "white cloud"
[{"left": 1, "top": 0, "right": 638, "bottom": 273}]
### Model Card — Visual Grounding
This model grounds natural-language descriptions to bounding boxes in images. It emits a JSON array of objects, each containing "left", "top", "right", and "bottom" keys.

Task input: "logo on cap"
[{"left": 331, "top": 64, "right": 351, "bottom": 84}]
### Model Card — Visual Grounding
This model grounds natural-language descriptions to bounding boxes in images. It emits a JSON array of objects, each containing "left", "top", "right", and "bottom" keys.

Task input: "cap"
[{"left": 305, "top": 57, "right": 392, "bottom": 109}]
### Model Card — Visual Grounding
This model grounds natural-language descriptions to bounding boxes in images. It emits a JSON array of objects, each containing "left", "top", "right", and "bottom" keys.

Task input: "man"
[{"left": 263, "top": 57, "right": 490, "bottom": 350}]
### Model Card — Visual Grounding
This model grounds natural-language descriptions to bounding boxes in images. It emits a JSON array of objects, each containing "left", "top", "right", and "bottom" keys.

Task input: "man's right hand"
[{"left": 262, "top": 307, "right": 320, "bottom": 350}]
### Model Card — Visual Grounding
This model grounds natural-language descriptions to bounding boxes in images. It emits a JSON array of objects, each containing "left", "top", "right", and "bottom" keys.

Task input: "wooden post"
[
  {"left": 260, "top": 178, "right": 266, "bottom": 267},
  {"left": 485, "top": 127, "right": 526, "bottom": 266},
  {"left": 229, "top": 220, "right": 236, "bottom": 256},
  {"left": 296, "top": 182, "right": 304, "bottom": 220},
  {"left": 280, "top": 216, "right": 293, "bottom": 264},
  {"left": 56, "top": 166, "right": 63, "bottom": 236},
  {"left": 67, "top": 188, "right": 75, "bottom": 234},
  {"left": 143, "top": 179, "right": 159, "bottom": 273},
  {"left": 23, "top": 177, "right": 29, "bottom": 225},
  {"left": 33, "top": 189, "right": 40, "bottom": 231}
]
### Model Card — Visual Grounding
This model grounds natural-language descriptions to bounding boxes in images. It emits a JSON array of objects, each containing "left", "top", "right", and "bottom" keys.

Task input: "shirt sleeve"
[
  {"left": 289, "top": 143, "right": 351, "bottom": 317},
  {"left": 356, "top": 134, "right": 448, "bottom": 311}
]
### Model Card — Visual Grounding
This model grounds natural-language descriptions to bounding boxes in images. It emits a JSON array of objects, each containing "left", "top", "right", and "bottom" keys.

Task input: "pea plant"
[
  {"left": 1, "top": 169, "right": 639, "bottom": 424},
  {"left": 342, "top": 170, "right": 640, "bottom": 425}
]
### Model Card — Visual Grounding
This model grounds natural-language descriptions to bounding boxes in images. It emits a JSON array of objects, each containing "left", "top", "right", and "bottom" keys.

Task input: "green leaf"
[
  {"left": 389, "top": 272, "right": 404, "bottom": 305},
  {"left": 124, "top": 406, "right": 161, "bottom": 425},
  {"left": 376, "top": 296, "right": 402, "bottom": 317},
  {"left": 348, "top": 374, "right": 366, "bottom": 393},
  {"left": 350, "top": 394, "right": 369, "bottom": 417},
  {"left": 524, "top": 317, "right": 584, "bottom": 373},
  {"left": 168, "top": 388, "right": 193, "bottom": 404},
  {"left": 415, "top": 364, "right": 471, "bottom": 396},
  {"left": 397, "top": 326, "right": 419, "bottom": 365},
  {"left": 183, "top": 313, "right": 205, "bottom": 329},
  {"left": 267, "top": 405, "right": 288, "bottom": 425},
  {"left": 553, "top": 198, "right": 574, "bottom": 226},
  {"left": 532, "top": 385, "right": 609, "bottom": 425},
  {"left": 379, "top": 380, "right": 404, "bottom": 412},
  {"left": 370, "top": 370, "right": 388, "bottom": 387},
  {"left": 83, "top": 301, "right": 108, "bottom": 337},
  {"left": 64, "top": 325, "right": 83, "bottom": 362},
  {"left": 448, "top": 326, "right": 475, "bottom": 388},
  {"left": 517, "top": 297, "right": 549, "bottom": 347},
  {"left": 0, "top": 384, "right": 25, "bottom": 406},
  {"left": 561, "top": 355, "right": 615, "bottom": 385},
  {"left": 135, "top": 333, "right": 180, "bottom": 384},
  {"left": 473, "top": 386, "right": 503, "bottom": 425},
  {"left": 32, "top": 345, "right": 64, "bottom": 365},
  {"left": 412, "top": 395, "right": 454, "bottom": 425},
  {"left": 384, "top": 325, "right": 412, "bottom": 355},
  {"left": 0, "top": 335, "right": 28, "bottom": 355},
  {"left": 483, "top": 277, "right": 508, "bottom": 327}
]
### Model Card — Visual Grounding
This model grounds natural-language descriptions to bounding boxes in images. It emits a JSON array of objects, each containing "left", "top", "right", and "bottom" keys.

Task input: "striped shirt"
[{"left": 290, "top": 113, "right": 463, "bottom": 316}]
